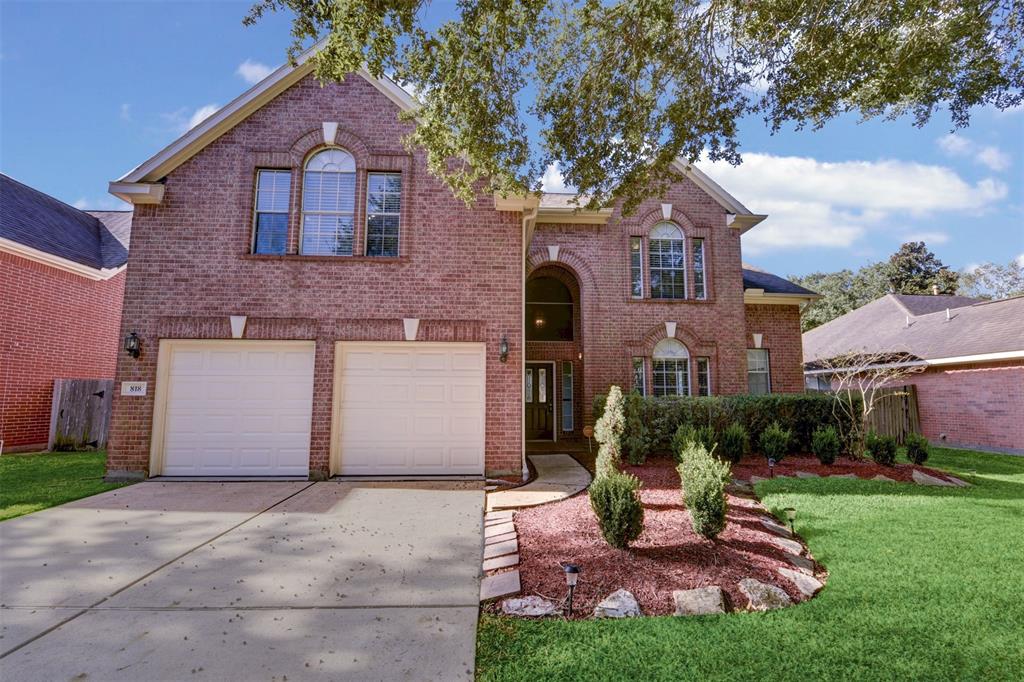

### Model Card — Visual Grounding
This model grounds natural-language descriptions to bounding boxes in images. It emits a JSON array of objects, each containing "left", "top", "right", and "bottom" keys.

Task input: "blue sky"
[{"left": 2, "top": 1, "right": 1022, "bottom": 278}]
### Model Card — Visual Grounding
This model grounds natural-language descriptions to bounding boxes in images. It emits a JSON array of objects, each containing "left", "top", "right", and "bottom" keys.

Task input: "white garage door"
[
  {"left": 335, "top": 342, "right": 486, "bottom": 476},
  {"left": 159, "top": 341, "right": 315, "bottom": 477}
]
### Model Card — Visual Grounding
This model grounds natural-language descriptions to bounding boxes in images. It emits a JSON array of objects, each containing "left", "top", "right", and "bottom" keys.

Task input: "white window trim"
[
  {"left": 632, "top": 357, "right": 647, "bottom": 396},
  {"left": 365, "top": 171, "right": 402, "bottom": 257},
  {"left": 299, "top": 147, "right": 357, "bottom": 256},
  {"left": 747, "top": 349, "right": 772, "bottom": 394},
  {"left": 697, "top": 356, "right": 711, "bottom": 396},
  {"left": 561, "top": 361, "right": 574, "bottom": 432},
  {"left": 648, "top": 222, "right": 687, "bottom": 300},
  {"left": 630, "top": 236, "right": 644, "bottom": 299},
  {"left": 252, "top": 168, "right": 291, "bottom": 255},
  {"left": 693, "top": 238, "right": 707, "bottom": 300}
]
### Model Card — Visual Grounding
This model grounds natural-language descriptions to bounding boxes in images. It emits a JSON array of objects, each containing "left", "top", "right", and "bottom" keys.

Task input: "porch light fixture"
[
  {"left": 768, "top": 457, "right": 776, "bottom": 479},
  {"left": 563, "top": 563, "right": 580, "bottom": 617},
  {"left": 783, "top": 507, "right": 796, "bottom": 533},
  {"left": 499, "top": 335, "right": 509, "bottom": 363},
  {"left": 124, "top": 332, "right": 141, "bottom": 359}
]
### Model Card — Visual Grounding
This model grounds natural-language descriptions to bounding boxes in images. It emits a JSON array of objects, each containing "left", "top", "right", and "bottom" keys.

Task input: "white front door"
[
  {"left": 158, "top": 341, "right": 315, "bottom": 476},
  {"left": 334, "top": 342, "right": 486, "bottom": 476}
]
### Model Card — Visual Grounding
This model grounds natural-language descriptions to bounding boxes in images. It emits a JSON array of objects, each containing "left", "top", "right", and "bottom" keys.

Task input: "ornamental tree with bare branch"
[{"left": 810, "top": 351, "right": 927, "bottom": 457}]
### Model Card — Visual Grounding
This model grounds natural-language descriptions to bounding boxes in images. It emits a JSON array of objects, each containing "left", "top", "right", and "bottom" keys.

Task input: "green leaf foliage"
[
  {"left": 811, "top": 425, "right": 842, "bottom": 465},
  {"left": 759, "top": 421, "right": 791, "bottom": 462},
  {"left": 588, "top": 470, "right": 644, "bottom": 549},
  {"left": 719, "top": 422, "right": 749, "bottom": 464},
  {"left": 622, "top": 391, "right": 651, "bottom": 465},
  {"left": 865, "top": 430, "right": 898, "bottom": 466},
  {"left": 594, "top": 385, "right": 625, "bottom": 479},
  {"left": 678, "top": 442, "right": 730, "bottom": 539},
  {"left": 905, "top": 432, "right": 931, "bottom": 465}
]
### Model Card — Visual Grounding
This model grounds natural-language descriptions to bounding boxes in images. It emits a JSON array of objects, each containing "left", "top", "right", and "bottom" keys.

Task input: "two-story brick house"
[{"left": 105, "top": 48, "right": 816, "bottom": 480}]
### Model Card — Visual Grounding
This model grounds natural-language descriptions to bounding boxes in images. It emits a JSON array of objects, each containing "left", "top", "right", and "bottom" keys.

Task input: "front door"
[{"left": 525, "top": 363, "right": 554, "bottom": 440}]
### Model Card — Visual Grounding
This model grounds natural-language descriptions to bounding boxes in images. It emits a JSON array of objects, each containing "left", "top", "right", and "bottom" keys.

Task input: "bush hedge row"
[{"left": 594, "top": 392, "right": 861, "bottom": 457}]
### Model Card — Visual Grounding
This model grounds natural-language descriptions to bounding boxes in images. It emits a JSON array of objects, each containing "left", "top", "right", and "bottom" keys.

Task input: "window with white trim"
[
  {"left": 366, "top": 172, "right": 401, "bottom": 257},
  {"left": 747, "top": 349, "right": 771, "bottom": 395},
  {"left": 693, "top": 238, "right": 706, "bottom": 300},
  {"left": 629, "top": 236, "right": 643, "bottom": 298},
  {"left": 696, "top": 357, "right": 711, "bottom": 396},
  {"left": 652, "top": 338, "right": 690, "bottom": 396},
  {"left": 252, "top": 169, "right": 291, "bottom": 255},
  {"left": 632, "top": 357, "right": 647, "bottom": 396},
  {"left": 301, "top": 148, "right": 356, "bottom": 256},
  {"left": 561, "top": 362, "right": 574, "bottom": 432},
  {"left": 649, "top": 222, "right": 686, "bottom": 299}
]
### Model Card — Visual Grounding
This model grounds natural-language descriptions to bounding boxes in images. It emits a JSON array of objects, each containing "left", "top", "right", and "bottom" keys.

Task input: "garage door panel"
[
  {"left": 336, "top": 343, "right": 485, "bottom": 476},
  {"left": 160, "top": 342, "right": 314, "bottom": 477}
]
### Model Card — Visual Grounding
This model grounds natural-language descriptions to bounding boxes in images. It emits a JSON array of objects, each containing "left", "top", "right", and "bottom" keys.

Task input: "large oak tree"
[{"left": 246, "top": 1, "right": 1023, "bottom": 209}]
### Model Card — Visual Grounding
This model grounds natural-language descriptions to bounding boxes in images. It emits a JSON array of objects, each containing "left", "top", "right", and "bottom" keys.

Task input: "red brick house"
[
  {"left": 0, "top": 174, "right": 131, "bottom": 452},
  {"left": 104, "top": 50, "right": 816, "bottom": 480},
  {"left": 803, "top": 294, "right": 1024, "bottom": 454}
]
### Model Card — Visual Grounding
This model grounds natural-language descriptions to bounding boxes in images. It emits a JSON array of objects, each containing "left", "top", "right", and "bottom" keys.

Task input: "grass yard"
[
  {"left": 477, "top": 447, "right": 1024, "bottom": 680},
  {"left": 0, "top": 451, "right": 128, "bottom": 521}
]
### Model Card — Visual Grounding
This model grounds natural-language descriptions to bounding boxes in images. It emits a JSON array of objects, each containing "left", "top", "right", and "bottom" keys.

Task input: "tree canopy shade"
[{"left": 246, "top": 1, "right": 1024, "bottom": 211}]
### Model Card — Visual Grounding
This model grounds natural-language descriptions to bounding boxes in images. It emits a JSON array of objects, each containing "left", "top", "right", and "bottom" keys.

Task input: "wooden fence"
[
  {"left": 48, "top": 379, "right": 114, "bottom": 451},
  {"left": 864, "top": 384, "right": 921, "bottom": 444}
]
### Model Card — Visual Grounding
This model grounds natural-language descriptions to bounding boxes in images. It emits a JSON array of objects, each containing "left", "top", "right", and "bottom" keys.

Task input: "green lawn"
[
  {"left": 0, "top": 451, "right": 129, "bottom": 521},
  {"left": 477, "top": 447, "right": 1024, "bottom": 680}
]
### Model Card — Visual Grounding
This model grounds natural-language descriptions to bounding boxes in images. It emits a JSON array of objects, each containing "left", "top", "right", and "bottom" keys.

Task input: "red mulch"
[
  {"left": 506, "top": 457, "right": 815, "bottom": 618},
  {"left": 731, "top": 454, "right": 960, "bottom": 483}
]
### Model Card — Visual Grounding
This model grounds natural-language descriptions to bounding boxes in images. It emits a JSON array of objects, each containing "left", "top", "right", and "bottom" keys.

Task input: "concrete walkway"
[
  {"left": 486, "top": 454, "right": 591, "bottom": 511},
  {"left": 1, "top": 481, "right": 483, "bottom": 681}
]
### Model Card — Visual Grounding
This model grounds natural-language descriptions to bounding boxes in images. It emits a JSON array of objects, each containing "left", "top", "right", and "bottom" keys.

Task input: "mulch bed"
[
  {"left": 731, "top": 454, "right": 960, "bottom": 484},
  {"left": 506, "top": 457, "right": 814, "bottom": 618}
]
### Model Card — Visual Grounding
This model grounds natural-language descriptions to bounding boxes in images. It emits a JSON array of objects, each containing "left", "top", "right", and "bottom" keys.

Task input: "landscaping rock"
[
  {"left": 750, "top": 475, "right": 768, "bottom": 484},
  {"left": 501, "top": 595, "right": 558, "bottom": 617},
  {"left": 738, "top": 578, "right": 792, "bottom": 611},
  {"left": 831, "top": 473, "right": 858, "bottom": 479},
  {"left": 673, "top": 587, "right": 726, "bottom": 616},
  {"left": 945, "top": 475, "right": 970, "bottom": 487},
  {"left": 485, "top": 510, "right": 514, "bottom": 524},
  {"left": 759, "top": 515, "right": 792, "bottom": 537},
  {"left": 482, "top": 553, "right": 519, "bottom": 572},
  {"left": 483, "top": 538, "right": 518, "bottom": 559},
  {"left": 480, "top": 570, "right": 520, "bottom": 601},
  {"left": 593, "top": 589, "right": 641, "bottom": 618},
  {"left": 778, "top": 567, "right": 824, "bottom": 597},
  {"left": 765, "top": 534, "right": 804, "bottom": 556},
  {"left": 485, "top": 522, "right": 515, "bottom": 538},
  {"left": 732, "top": 478, "right": 751, "bottom": 486},
  {"left": 872, "top": 474, "right": 895, "bottom": 482},
  {"left": 795, "top": 471, "right": 820, "bottom": 478},
  {"left": 912, "top": 470, "right": 955, "bottom": 487},
  {"left": 783, "top": 551, "right": 815, "bottom": 574}
]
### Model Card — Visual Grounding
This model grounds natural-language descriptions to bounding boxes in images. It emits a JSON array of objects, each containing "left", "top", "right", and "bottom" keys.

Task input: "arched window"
[
  {"left": 649, "top": 222, "right": 686, "bottom": 299},
  {"left": 301, "top": 148, "right": 356, "bottom": 255},
  {"left": 526, "top": 276, "right": 574, "bottom": 341},
  {"left": 652, "top": 338, "right": 690, "bottom": 396}
]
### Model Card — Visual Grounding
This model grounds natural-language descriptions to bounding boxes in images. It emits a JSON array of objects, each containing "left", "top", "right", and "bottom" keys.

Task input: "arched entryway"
[{"left": 525, "top": 265, "right": 583, "bottom": 444}]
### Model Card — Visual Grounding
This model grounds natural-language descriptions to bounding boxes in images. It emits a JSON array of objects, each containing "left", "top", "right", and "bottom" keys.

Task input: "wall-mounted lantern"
[
  {"left": 499, "top": 335, "right": 510, "bottom": 363},
  {"left": 124, "top": 331, "right": 141, "bottom": 359}
]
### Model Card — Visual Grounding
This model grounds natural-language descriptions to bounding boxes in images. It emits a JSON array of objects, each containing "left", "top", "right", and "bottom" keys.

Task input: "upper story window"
[
  {"left": 301, "top": 148, "right": 356, "bottom": 256},
  {"left": 366, "top": 173, "right": 402, "bottom": 257},
  {"left": 648, "top": 222, "right": 686, "bottom": 299},
  {"left": 652, "top": 338, "right": 690, "bottom": 396},
  {"left": 252, "top": 169, "right": 291, "bottom": 255},
  {"left": 629, "top": 237, "right": 643, "bottom": 298},
  {"left": 693, "top": 238, "right": 706, "bottom": 300},
  {"left": 526, "top": 276, "right": 574, "bottom": 341},
  {"left": 747, "top": 349, "right": 771, "bottom": 395}
]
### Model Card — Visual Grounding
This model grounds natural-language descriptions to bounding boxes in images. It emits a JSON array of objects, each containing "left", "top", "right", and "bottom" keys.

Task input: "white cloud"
[
  {"left": 187, "top": 104, "right": 219, "bottom": 130},
  {"left": 540, "top": 162, "right": 573, "bottom": 193},
  {"left": 236, "top": 59, "right": 273, "bottom": 85},
  {"left": 119, "top": 103, "right": 132, "bottom": 122},
  {"left": 1017, "top": 253, "right": 1024, "bottom": 267},
  {"left": 73, "top": 196, "right": 131, "bottom": 211},
  {"left": 903, "top": 231, "right": 950, "bottom": 245},
  {"left": 161, "top": 103, "right": 220, "bottom": 134},
  {"left": 699, "top": 152, "right": 1008, "bottom": 254},
  {"left": 936, "top": 134, "right": 1011, "bottom": 171}
]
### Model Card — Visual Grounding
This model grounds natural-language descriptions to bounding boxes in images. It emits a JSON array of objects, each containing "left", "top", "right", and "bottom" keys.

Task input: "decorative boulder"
[
  {"left": 738, "top": 578, "right": 792, "bottom": 611},
  {"left": 593, "top": 589, "right": 641, "bottom": 618},
  {"left": 777, "top": 567, "right": 824, "bottom": 597},
  {"left": 673, "top": 586, "right": 726, "bottom": 616},
  {"left": 501, "top": 596, "right": 558, "bottom": 617}
]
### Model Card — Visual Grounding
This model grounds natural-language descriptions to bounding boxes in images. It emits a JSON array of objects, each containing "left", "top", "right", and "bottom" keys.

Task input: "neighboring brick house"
[
  {"left": 104, "top": 49, "right": 816, "bottom": 480},
  {"left": 0, "top": 174, "right": 131, "bottom": 452},
  {"left": 804, "top": 294, "right": 1024, "bottom": 454}
]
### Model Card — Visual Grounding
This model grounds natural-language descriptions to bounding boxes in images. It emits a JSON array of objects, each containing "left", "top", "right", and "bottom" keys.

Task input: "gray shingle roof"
[
  {"left": 741, "top": 263, "right": 818, "bottom": 296},
  {"left": 803, "top": 293, "right": 1024, "bottom": 364},
  {"left": 890, "top": 293, "right": 985, "bottom": 316},
  {"left": 0, "top": 173, "right": 131, "bottom": 270}
]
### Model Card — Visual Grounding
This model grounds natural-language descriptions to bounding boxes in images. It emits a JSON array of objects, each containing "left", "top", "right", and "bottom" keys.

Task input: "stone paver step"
[
  {"left": 482, "top": 553, "right": 519, "bottom": 572},
  {"left": 483, "top": 538, "right": 518, "bottom": 560},
  {"left": 485, "top": 531, "right": 517, "bottom": 546},
  {"left": 480, "top": 570, "right": 520, "bottom": 601},
  {"left": 484, "top": 522, "right": 515, "bottom": 538}
]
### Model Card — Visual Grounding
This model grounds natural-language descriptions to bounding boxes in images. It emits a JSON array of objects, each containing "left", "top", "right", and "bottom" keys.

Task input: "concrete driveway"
[{"left": 0, "top": 481, "right": 484, "bottom": 681}]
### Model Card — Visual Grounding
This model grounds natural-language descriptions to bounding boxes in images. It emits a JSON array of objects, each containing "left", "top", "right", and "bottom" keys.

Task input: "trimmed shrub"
[
  {"left": 671, "top": 424, "right": 715, "bottom": 461},
  {"left": 865, "top": 430, "right": 897, "bottom": 466},
  {"left": 588, "top": 471, "right": 644, "bottom": 549},
  {"left": 678, "top": 442, "right": 730, "bottom": 539},
  {"left": 904, "top": 432, "right": 930, "bottom": 465},
  {"left": 594, "top": 386, "right": 626, "bottom": 479},
  {"left": 719, "top": 422, "right": 749, "bottom": 463},
  {"left": 811, "top": 425, "right": 842, "bottom": 465},
  {"left": 622, "top": 392, "right": 650, "bottom": 465},
  {"left": 592, "top": 392, "right": 859, "bottom": 457},
  {"left": 759, "top": 421, "right": 791, "bottom": 462}
]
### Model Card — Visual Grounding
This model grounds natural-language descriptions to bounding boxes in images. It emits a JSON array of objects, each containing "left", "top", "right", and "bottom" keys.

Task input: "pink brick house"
[
  {"left": 804, "top": 294, "right": 1024, "bottom": 454},
  {"left": 104, "top": 50, "right": 816, "bottom": 480}
]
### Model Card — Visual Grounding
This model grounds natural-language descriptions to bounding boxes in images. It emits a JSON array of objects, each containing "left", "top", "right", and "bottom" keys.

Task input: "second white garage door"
[{"left": 334, "top": 342, "right": 486, "bottom": 476}]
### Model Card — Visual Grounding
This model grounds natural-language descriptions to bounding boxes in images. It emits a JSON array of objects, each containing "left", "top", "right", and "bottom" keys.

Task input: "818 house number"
[{"left": 121, "top": 381, "right": 147, "bottom": 396}]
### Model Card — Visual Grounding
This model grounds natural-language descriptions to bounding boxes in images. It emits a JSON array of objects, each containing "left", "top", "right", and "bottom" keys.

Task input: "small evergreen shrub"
[
  {"left": 719, "top": 422, "right": 748, "bottom": 463},
  {"left": 695, "top": 425, "right": 717, "bottom": 453},
  {"left": 594, "top": 386, "right": 626, "bottom": 479},
  {"left": 811, "top": 425, "right": 842, "bottom": 465},
  {"left": 865, "top": 430, "right": 897, "bottom": 465},
  {"left": 588, "top": 471, "right": 645, "bottom": 549},
  {"left": 678, "top": 442, "right": 730, "bottom": 539},
  {"left": 759, "top": 421, "right": 791, "bottom": 462},
  {"left": 904, "top": 432, "right": 930, "bottom": 465},
  {"left": 671, "top": 424, "right": 699, "bottom": 462},
  {"left": 622, "top": 392, "right": 650, "bottom": 465}
]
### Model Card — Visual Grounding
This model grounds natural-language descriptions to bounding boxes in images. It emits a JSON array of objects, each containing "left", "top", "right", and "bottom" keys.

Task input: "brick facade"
[
  {"left": 0, "top": 252, "right": 125, "bottom": 450},
  {"left": 905, "top": 360, "right": 1024, "bottom": 452},
  {"left": 744, "top": 303, "right": 805, "bottom": 394},
  {"left": 107, "top": 71, "right": 807, "bottom": 478}
]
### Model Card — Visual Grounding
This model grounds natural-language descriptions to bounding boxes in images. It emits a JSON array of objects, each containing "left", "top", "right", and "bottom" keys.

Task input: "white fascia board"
[
  {"left": 535, "top": 207, "right": 613, "bottom": 225},
  {"left": 109, "top": 182, "right": 165, "bottom": 205},
  {"left": 744, "top": 289, "right": 820, "bottom": 305},
  {"left": 1, "top": 237, "right": 125, "bottom": 281},
  {"left": 113, "top": 42, "right": 418, "bottom": 187}
]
